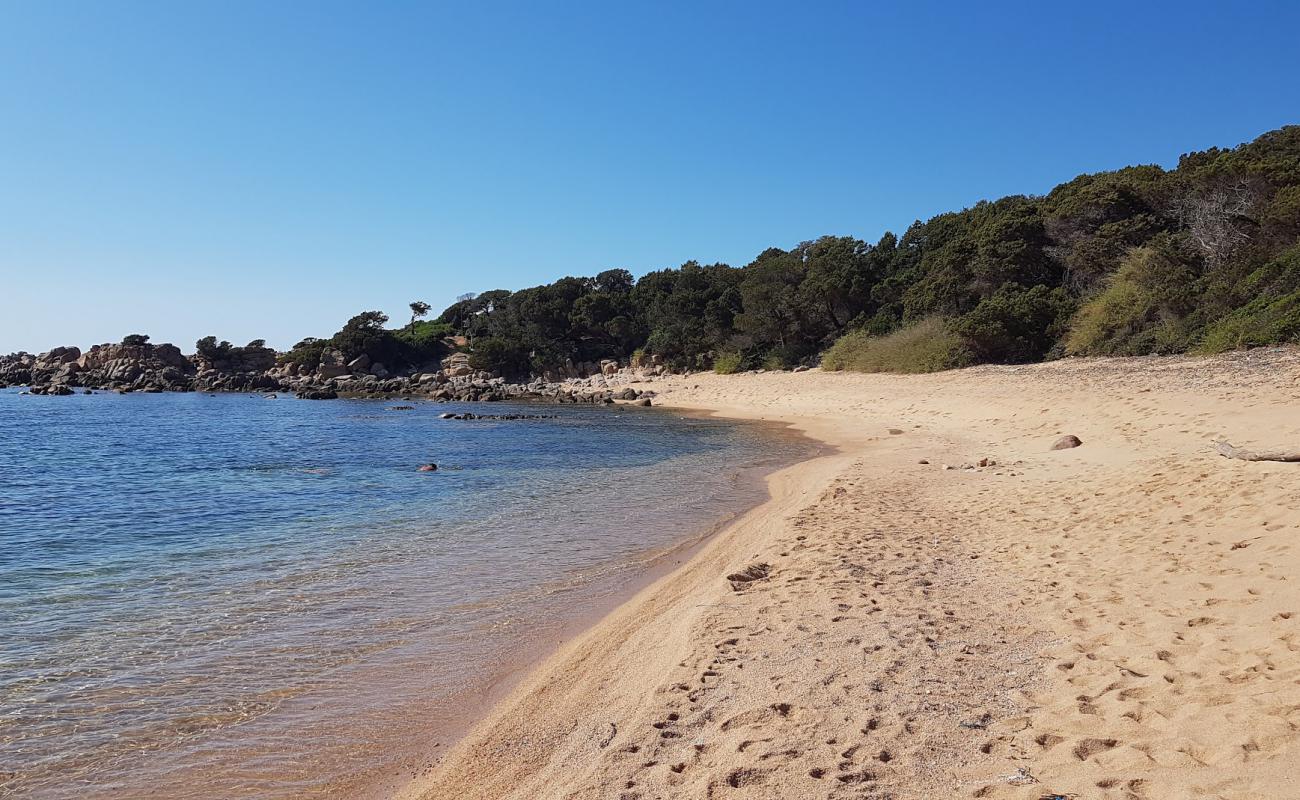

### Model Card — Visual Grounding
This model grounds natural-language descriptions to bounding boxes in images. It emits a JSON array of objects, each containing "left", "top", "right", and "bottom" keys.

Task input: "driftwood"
[{"left": 1215, "top": 441, "right": 1300, "bottom": 462}]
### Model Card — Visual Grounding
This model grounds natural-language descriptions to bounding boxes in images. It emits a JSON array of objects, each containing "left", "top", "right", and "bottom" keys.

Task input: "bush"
[
  {"left": 1065, "top": 243, "right": 1198, "bottom": 355},
  {"left": 282, "top": 337, "right": 326, "bottom": 367},
  {"left": 468, "top": 336, "right": 529, "bottom": 377},
  {"left": 712, "top": 351, "right": 744, "bottom": 374},
  {"left": 195, "top": 335, "right": 233, "bottom": 361},
  {"left": 393, "top": 319, "right": 452, "bottom": 364},
  {"left": 332, "top": 311, "right": 392, "bottom": 361},
  {"left": 951, "top": 284, "right": 1075, "bottom": 363},
  {"left": 1197, "top": 245, "right": 1300, "bottom": 352},
  {"left": 1197, "top": 291, "right": 1300, "bottom": 352},
  {"left": 121, "top": 334, "right": 151, "bottom": 347},
  {"left": 822, "top": 317, "right": 967, "bottom": 373}
]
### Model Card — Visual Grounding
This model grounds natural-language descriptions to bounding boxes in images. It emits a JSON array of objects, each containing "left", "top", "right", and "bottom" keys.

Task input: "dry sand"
[{"left": 398, "top": 349, "right": 1300, "bottom": 800}]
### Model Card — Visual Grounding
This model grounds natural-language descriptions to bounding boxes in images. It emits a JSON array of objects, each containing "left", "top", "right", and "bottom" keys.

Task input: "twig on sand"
[{"left": 1215, "top": 441, "right": 1300, "bottom": 462}]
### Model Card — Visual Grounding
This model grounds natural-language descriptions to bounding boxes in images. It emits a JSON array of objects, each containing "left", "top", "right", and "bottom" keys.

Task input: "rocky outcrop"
[
  {"left": 2, "top": 342, "right": 194, "bottom": 392},
  {"left": 441, "top": 352, "right": 473, "bottom": 377},
  {"left": 192, "top": 340, "right": 277, "bottom": 391},
  {"left": 0, "top": 352, "right": 36, "bottom": 387},
  {"left": 3, "top": 343, "right": 670, "bottom": 406}
]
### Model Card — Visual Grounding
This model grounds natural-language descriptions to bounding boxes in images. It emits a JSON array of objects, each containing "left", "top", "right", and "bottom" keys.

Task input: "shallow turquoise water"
[{"left": 0, "top": 390, "right": 808, "bottom": 798}]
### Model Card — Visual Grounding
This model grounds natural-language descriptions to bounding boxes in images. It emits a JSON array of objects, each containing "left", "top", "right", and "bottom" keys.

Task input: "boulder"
[
  {"left": 33, "top": 384, "right": 74, "bottom": 396},
  {"left": 347, "top": 354, "right": 371, "bottom": 371},
  {"left": 152, "top": 343, "right": 189, "bottom": 369},
  {"left": 1051, "top": 435, "right": 1083, "bottom": 450},
  {"left": 298, "top": 388, "right": 339, "bottom": 400},
  {"left": 37, "top": 346, "right": 81, "bottom": 367}
]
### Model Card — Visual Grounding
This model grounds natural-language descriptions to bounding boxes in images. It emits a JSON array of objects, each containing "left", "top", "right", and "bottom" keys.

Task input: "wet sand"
[
  {"left": 328, "top": 418, "right": 820, "bottom": 800},
  {"left": 398, "top": 349, "right": 1300, "bottom": 799}
]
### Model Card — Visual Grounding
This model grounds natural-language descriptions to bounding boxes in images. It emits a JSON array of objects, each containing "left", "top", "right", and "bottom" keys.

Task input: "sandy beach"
[{"left": 400, "top": 349, "right": 1300, "bottom": 800}]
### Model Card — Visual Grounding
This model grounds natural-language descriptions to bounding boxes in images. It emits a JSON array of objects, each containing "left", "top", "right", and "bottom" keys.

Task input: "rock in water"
[
  {"left": 298, "top": 389, "right": 338, "bottom": 400},
  {"left": 1051, "top": 435, "right": 1083, "bottom": 450}
]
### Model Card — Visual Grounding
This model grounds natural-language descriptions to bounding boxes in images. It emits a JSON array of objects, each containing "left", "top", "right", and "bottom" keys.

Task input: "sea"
[{"left": 0, "top": 389, "right": 810, "bottom": 799}]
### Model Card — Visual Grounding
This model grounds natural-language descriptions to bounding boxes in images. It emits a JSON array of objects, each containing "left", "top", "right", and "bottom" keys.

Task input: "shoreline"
[
  {"left": 389, "top": 380, "right": 877, "bottom": 800},
  {"left": 333, "top": 412, "right": 824, "bottom": 800},
  {"left": 0, "top": 394, "right": 812, "bottom": 800},
  {"left": 397, "top": 349, "right": 1300, "bottom": 800}
]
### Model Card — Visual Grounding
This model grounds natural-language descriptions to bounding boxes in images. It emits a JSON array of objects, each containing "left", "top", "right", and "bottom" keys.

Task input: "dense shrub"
[
  {"left": 393, "top": 319, "right": 452, "bottom": 363},
  {"left": 951, "top": 284, "right": 1075, "bottom": 363},
  {"left": 1197, "top": 245, "right": 1300, "bottom": 352},
  {"left": 1198, "top": 292, "right": 1300, "bottom": 352},
  {"left": 281, "top": 337, "right": 327, "bottom": 367},
  {"left": 468, "top": 336, "right": 529, "bottom": 377},
  {"left": 822, "top": 317, "right": 967, "bottom": 373},
  {"left": 1065, "top": 242, "right": 1199, "bottom": 355},
  {"left": 712, "top": 351, "right": 744, "bottom": 374}
]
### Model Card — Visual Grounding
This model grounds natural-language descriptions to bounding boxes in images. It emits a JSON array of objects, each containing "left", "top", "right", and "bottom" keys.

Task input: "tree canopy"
[{"left": 284, "top": 126, "right": 1300, "bottom": 375}]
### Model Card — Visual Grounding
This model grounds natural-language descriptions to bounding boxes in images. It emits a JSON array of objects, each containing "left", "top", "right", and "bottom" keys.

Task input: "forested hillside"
[{"left": 287, "top": 126, "right": 1300, "bottom": 377}]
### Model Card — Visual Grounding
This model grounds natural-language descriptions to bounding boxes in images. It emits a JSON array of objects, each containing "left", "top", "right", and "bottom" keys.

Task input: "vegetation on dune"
[
  {"left": 1195, "top": 244, "right": 1300, "bottom": 353},
  {"left": 821, "top": 318, "right": 967, "bottom": 374},
  {"left": 285, "top": 126, "right": 1300, "bottom": 375}
]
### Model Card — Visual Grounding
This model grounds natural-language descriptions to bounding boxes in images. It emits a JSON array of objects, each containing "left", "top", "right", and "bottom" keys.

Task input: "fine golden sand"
[{"left": 399, "top": 349, "right": 1300, "bottom": 800}]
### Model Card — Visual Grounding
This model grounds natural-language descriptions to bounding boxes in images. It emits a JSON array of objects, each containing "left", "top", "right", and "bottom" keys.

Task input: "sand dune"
[{"left": 400, "top": 349, "right": 1300, "bottom": 799}]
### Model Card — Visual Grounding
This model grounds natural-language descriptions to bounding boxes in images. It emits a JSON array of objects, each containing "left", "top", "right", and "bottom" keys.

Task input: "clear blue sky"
[{"left": 2, "top": 0, "right": 1298, "bottom": 352}]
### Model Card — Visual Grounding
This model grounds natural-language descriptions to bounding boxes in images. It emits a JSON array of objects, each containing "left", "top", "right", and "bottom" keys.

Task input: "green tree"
[
  {"left": 408, "top": 300, "right": 431, "bottom": 331},
  {"left": 332, "top": 311, "right": 396, "bottom": 362}
]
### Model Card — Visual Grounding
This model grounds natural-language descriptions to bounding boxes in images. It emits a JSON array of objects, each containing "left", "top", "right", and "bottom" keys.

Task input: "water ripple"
[{"left": 0, "top": 391, "right": 808, "bottom": 799}]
